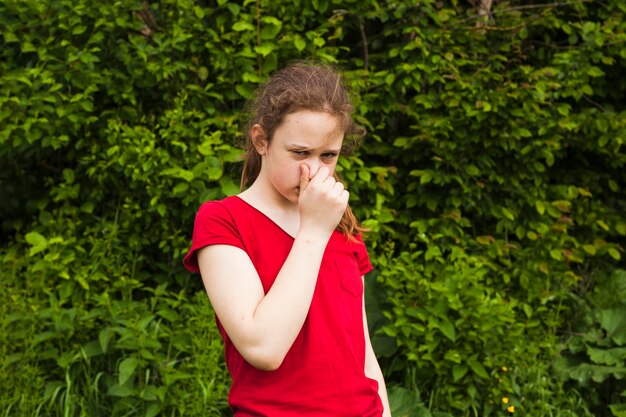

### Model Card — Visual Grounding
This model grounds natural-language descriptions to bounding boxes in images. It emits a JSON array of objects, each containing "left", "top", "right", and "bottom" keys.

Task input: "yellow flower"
[
  {"left": 502, "top": 397, "right": 509, "bottom": 404},
  {"left": 507, "top": 405, "right": 515, "bottom": 413},
  {"left": 502, "top": 366, "right": 508, "bottom": 372}
]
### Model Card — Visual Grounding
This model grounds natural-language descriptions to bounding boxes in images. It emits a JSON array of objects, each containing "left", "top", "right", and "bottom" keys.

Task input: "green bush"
[{"left": 1, "top": 0, "right": 625, "bottom": 416}]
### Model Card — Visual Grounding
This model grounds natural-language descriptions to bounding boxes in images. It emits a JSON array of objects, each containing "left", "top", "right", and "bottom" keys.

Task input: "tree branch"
[{"left": 358, "top": 17, "right": 369, "bottom": 71}]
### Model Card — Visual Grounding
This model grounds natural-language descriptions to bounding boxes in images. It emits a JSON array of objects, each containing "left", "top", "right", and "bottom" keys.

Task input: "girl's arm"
[
  {"left": 363, "top": 278, "right": 392, "bottom": 417},
  {"left": 197, "top": 166, "right": 347, "bottom": 371}
]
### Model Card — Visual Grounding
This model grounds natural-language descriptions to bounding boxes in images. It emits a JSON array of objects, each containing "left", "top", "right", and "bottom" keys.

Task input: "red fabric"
[{"left": 184, "top": 196, "right": 383, "bottom": 417}]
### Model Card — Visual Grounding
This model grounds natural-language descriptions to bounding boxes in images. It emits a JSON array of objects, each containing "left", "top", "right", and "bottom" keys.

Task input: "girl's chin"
[
  {"left": 274, "top": 188, "right": 299, "bottom": 205},
  {"left": 289, "top": 188, "right": 301, "bottom": 204}
]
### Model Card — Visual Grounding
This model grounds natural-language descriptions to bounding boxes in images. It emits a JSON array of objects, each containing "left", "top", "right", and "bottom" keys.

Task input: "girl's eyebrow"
[{"left": 288, "top": 143, "right": 341, "bottom": 153}]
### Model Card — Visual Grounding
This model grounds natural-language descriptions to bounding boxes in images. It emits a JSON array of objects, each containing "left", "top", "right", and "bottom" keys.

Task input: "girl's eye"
[{"left": 290, "top": 150, "right": 338, "bottom": 158}]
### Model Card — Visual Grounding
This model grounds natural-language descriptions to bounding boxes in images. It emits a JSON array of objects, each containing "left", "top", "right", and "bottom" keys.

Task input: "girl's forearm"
[{"left": 246, "top": 228, "right": 330, "bottom": 369}]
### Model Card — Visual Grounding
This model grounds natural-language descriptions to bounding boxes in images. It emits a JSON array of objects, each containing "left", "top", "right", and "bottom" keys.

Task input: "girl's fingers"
[
  {"left": 312, "top": 167, "right": 331, "bottom": 185},
  {"left": 340, "top": 190, "right": 350, "bottom": 205},
  {"left": 333, "top": 181, "right": 345, "bottom": 193},
  {"left": 299, "top": 164, "right": 311, "bottom": 192}
]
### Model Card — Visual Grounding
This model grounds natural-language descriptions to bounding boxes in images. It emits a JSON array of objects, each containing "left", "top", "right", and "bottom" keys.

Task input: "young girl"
[{"left": 183, "top": 63, "right": 391, "bottom": 416}]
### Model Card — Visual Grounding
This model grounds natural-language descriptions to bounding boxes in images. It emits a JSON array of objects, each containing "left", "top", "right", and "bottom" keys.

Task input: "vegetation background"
[{"left": 1, "top": 0, "right": 625, "bottom": 416}]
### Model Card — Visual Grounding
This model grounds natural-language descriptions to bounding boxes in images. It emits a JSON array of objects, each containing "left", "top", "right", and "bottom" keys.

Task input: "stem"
[{"left": 256, "top": 0, "right": 262, "bottom": 74}]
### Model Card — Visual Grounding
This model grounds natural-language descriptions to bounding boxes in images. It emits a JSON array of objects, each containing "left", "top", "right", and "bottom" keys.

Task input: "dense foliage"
[{"left": 2, "top": 0, "right": 625, "bottom": 416}]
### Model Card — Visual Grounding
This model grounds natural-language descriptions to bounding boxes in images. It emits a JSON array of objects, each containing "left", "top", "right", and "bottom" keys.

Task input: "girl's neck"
[{"left": 238, "top": 183, "right": 301, "bottom": 237}]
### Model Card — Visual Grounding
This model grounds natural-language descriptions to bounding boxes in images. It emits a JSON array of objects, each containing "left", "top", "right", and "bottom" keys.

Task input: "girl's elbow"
[
  {"left": 251, "top": 357, "right": 283, "bottom": 372},
  {"left": 241, "top": 345, "right": 286, "bottom": 371}
]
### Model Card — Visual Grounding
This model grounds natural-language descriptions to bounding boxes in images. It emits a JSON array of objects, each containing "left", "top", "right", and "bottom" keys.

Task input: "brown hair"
[{"left": 240, "top": 62, "right": 367, "bottom": 239}]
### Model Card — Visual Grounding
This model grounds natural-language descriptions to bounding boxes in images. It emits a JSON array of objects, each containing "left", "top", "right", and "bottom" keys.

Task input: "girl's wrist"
[{"left": 295, "top": 226, "right": 332, "bottom": 246}]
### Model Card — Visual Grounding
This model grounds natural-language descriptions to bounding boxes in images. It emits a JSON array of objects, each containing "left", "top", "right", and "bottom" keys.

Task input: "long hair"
[{"left": 240, "top": 62, "right": 367, "bottom": 239}]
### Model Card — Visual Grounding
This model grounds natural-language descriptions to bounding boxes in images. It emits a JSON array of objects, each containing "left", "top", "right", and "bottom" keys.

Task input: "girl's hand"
[{"left": 297, "top": 164, "right": 349, "bottom": 236}]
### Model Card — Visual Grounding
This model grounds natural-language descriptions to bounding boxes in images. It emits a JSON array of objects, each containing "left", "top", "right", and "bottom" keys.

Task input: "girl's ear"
[{"left": 251, "top": 124, "right": 268, "bottom": 155}]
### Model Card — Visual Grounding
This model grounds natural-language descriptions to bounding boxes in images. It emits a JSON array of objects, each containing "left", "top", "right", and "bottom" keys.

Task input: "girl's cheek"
[{"left": 290, "top": 163, "right": 303, "bottom": 179}]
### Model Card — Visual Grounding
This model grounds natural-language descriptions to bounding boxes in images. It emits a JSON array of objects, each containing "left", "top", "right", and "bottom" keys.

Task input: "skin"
[{"left": 197, "top": 110, "right": 391, "bottom": 416}]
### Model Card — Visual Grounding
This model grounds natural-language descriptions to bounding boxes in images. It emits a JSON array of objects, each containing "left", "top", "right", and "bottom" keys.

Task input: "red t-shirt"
[{"left": 183, "top": 196, "right": 383, "bottom": 417}]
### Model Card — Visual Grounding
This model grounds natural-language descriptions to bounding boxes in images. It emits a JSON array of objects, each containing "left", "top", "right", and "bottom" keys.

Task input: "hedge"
[{"left": 1, "top": 0, "right": 625, "bottom": 416}]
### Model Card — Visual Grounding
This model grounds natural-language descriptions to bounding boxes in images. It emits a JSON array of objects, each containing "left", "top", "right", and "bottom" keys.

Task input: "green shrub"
[{"left": 1, "top": 0, "right": 625, "bottom": 416}]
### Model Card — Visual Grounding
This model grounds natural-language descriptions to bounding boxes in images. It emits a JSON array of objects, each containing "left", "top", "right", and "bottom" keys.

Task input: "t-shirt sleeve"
[
  {"left": 354, "top": 234, "right": 373, "bottom": 276},
  {"left": 183, "top": 201, "right": 245, "bottom": 273}
]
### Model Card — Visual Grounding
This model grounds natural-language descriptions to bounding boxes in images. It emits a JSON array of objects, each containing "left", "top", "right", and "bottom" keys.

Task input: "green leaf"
[
  {"left": 452, "top": 364, "right": 469, "bottom": 382},
  {"left": 4, "top": 31, "right": 18, "bottom": 43},
  {"left": 550, "top": 249, "right": 563, "bottom": 261},
  {"left": 608, "top": 248, "right": 621, "bottom": 261},
  {"left": 260, "top": 17, "right": 282, "bottom": 39},
  {"left": 63, "top": 169, "right": 75, "bottom": 184},
  {"left": 609, "top": 404, "right": 626, "bottom": 417},
  {"left": 583, "top": 22, "right": 596, "bottom": 34},
  {"left": 254, "top": 44, "right": 275, "bottom": 57},
  {"left": 587, "top": 66, "right": 604, "bottom": 77},
  {"left": 465, "top": 165, "right": 480, "bottom": 176},
  {"left": 387, "top": 386, "right": 429, "bottom": 417},
  {"left": 468, "top": 358, "right": 489, "bottom": 379},
  {"left": 535, "top": 201, "right": 545, "bottom": 215},
  {"left": 582, "top": 244, "right": 596, "bottom": 255},
  {"left": 99, "top": 329, "right": 112, "bottom": 353},
  {"left": 501, "top": 207, "right": 515, "bottom": 221},
  {"left": 444, "top": 349, "right": 462, "bottom": 364},
  {"left": 119, "top": 356, "right": 138, "bottom": 386},
  {"left": 358, "top": 171, "right": 371, "bottom": 182},
  {"left": 198, "top": 66, "right": 209, "bottom": 81},
  {"left": 232, "top": 21, "right": 255, "bottom": 32},
  {"left": 160, "top": 168, "right": 194, "bottom": 182},
  {"left": 557, "top": 104, "right": 571, "bottom": 116},
  {"left": 108, "top": 383, "right": 135, "bottom": 397},
  {"left": 294, "top": 36, "right": 306, "bottom": 52},
  {"left": 522, "top": 304, "right": 533, "bottom": 318},
  {"left": 194, "top": 6, "right": 205, "bottom": 19},
  {"left": 597, "top": 220, "right": 610, "bottom": 231},
  {"left": 22, "top": 42, "right": 36, "bottom": 53},
  {"left": 82, "top": 341, "right": 102, "bottom": 358},
  {"left": 235, "top": 83, "right": 254, "bottom": 98},
  {"left": 439, "top": 319, "right": 456, "bottom": 341},
  {"left": 80, "top": 202, "right": 95, "bottom": 213},
  {"left": 173, "top": 182, "right": 189, "bottom": 195},
  {"left": 587, "top": 347, "right": 626, "bottom": 366},
  {"left": 145, "top": 402, "right": 161, "bottom": 417},
  {"left": 226, "top": 3, "right": 240, "bottom": 15},
  {"left": 25, "top": 232, "right": 48, "bottom": 255},
  {"left": 220, "top": 176, "right": 240, "bottom": 196},
  {"left": 72, "top": 25, "right": 87, "bottom": 35},
  {"left": 598, "top": 307, "right": 626, "bottom": 345}
]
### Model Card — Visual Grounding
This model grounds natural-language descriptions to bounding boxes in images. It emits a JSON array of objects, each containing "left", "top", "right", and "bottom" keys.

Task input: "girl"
[{"left": 183, "top": 63, "right": 391, "bottom": 416}]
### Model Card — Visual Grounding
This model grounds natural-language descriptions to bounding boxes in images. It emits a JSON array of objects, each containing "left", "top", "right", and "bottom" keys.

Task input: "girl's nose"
[{"left": 307, "top": 159, "right": 321, "bottom": 179}]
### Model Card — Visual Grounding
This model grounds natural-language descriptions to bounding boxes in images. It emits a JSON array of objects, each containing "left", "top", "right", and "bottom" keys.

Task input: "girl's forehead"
[{"left": 280, "top": 111, "right": 343, "bottom": 135}]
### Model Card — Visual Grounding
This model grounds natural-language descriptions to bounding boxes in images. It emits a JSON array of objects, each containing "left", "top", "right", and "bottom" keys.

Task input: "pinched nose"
[{"left": 307, "top": 160, "right": 321, "bottom": 179}]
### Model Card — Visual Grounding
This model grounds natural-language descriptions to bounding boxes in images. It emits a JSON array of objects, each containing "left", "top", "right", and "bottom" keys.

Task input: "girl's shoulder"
[
  {"left": 184, "top": 196, "right": 249, "bottom": 273},
  {"left": 195, "top": 195, "right": 248, "bottom": 220}
]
